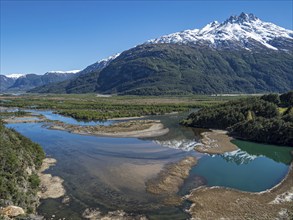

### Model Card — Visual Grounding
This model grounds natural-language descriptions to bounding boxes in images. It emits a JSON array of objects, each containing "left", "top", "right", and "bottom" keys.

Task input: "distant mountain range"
[
  {"left": 2, "top": 13, "right": 293, "bottom": 95},
  {"left": 0, "top": 71, "right": 79, "bottom": 92}
]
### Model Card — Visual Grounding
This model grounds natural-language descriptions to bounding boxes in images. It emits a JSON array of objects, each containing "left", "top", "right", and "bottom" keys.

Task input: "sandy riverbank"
[
  {"left": 38, "top": 158, "right": 66, "bottom": 199},
  {"left": 187, "top": 160, "right": 293, "bottom": 219},
  {"left": 109, "top": 116, "right": 145, "bottom": 120},
  {"left": 49, "top": 120, "right": 169, "bottom": 138},
  {"left": 195, "top": 130, "right": 238, "bottom": 154}
]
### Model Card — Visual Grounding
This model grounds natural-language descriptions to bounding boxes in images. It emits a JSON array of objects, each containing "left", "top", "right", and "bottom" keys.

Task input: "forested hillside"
[
  {"left": 182, "top": 91, "right": 293, "bottom": 146},
  {"left": 30, "top": 44, "right": 293, "bottom": 95}
]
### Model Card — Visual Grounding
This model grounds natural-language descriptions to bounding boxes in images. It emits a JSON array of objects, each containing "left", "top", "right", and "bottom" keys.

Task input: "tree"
[
  {"left": 261, "top": 94, "right": 280, "bottom": 105},
  {"left": 280, "top": 91, "right": 293, "bottom": 107}
]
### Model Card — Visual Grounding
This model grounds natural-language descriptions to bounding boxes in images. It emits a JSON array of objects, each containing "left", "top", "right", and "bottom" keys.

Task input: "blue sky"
[{"left": 1, "top": 1, "right": 292, "bottom": 75}]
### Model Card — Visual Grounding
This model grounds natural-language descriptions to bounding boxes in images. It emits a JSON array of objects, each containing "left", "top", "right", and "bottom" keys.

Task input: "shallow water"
[
  {"left": 28, "top": 110, "right": 114, "bottom": 126},
  {"left": 6, "top": 111, "right": 293, "bottom": 219},
  {"left": 7, "top": 122, "right": 196, "bottom": 219}
]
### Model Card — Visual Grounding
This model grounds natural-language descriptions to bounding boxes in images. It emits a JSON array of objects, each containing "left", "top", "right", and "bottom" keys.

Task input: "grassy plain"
[{"left": 0, "top": 93, "right": 245, "bottom": 120}]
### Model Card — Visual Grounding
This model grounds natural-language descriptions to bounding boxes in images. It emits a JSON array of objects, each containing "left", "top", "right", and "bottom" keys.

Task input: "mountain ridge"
[
  {"left": 147, "top": 12, "right": 293, "bottom": 51},
  {"left": 0, "top": 71, "right": 78, "bottom": 92},
  {"left": 10, "top": 13, "right": 293, "bottom": 94}
]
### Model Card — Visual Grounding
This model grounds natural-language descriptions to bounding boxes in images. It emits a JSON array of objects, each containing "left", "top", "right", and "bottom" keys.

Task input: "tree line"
[{"left": 182, "top": 91, "right": 293, "bottom": 146}]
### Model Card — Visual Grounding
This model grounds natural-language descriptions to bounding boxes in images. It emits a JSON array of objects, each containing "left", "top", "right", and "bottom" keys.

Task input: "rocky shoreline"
[
  {"left": 37, "top": 158, "right": 66, "bottom": 199},
  {"left": 0, "top": 158, "right": 65, "bottom": 219},
  {"left": 48, "top": 119, "right": 169, "bottom": 138}
]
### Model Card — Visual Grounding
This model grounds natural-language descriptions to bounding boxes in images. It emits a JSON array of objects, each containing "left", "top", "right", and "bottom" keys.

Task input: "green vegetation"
[
  {"left": 0, "top": 120, "right": 45, "bottom": 213},
  {"left": 30, "top": 44, "right": 293, "bottom": 95},
  {"left": 0, "top": 94, "right": 239, "bottom": 121},
  {"left": 0, "top": 110, "right": 28, "bottom": 118},
  {"left": 182, "top": 91, "right": 293, "bottom": 146}
]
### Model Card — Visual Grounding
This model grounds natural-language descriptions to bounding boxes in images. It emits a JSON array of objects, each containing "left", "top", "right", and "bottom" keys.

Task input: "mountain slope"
[
  {"left": 94, "top": 44, "right": 293, "bottom": 95},
  {"left": 30, "top": 13, "right": 293, "bottom": 95},
  {"left": 0, "top": 75, "right": 16, "bottom": 92},
  {"left": 29, "top": 54, "right": 120, "bottom": 93},
  {"left": 77, "top": 53, "right": 120, "bottom": 76}
]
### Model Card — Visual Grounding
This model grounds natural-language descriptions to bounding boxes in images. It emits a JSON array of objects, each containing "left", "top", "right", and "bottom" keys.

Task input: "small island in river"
[{"left": 48, "top": 119, "right": 169, "bottom": 138}]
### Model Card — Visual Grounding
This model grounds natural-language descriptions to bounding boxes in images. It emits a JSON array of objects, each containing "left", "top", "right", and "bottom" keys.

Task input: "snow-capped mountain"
[
  {"left": 0, "top": 71, "right": 79, "bottom": 92},
  {"left": 78, "top": 53, "right": 120, "bottom": 76},
  {"left": 46, "top": 70, "right": 80, "bottom": 74},
  {"left": 25, "top": 13, "right": 293, "bottom": 95},
  {"left": 147, "top": 12, "right": 293, "bottom": 50},
  {"left": 5, "top": 74, "right": 25, "bottom": 79},
  {"left": 0, "top": 75, "right": 17, "bottom": 92}
]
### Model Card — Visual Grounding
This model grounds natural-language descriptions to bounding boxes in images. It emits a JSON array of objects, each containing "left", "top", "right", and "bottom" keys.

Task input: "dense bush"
[
  {"left": 280, "top": 91, "right": 293, "bottom": 107},
  {"left": 182, "top": 92, "right": 293, "bottom": 146},
  {"left": 0, "top": 120, "right": 45, "bottom": 212}
]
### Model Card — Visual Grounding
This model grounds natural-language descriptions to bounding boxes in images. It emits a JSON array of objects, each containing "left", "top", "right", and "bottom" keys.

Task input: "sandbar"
[
  {"left": 49, "top": 120, "right": 169, "bottom": 138},
  {"left": 195, "top": 129, "right": 238, "bottom": 154}
]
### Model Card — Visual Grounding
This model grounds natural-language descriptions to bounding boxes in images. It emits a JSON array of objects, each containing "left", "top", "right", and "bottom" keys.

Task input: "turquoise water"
[
  {"left": 188, "top": 139, "right": 292, "bottom": 192},
  {"left": 190, "top": 154, "right": 288, "bottom": 192},
  {"left": 5, "top": 111, "right": 293, "bottom": 219}
]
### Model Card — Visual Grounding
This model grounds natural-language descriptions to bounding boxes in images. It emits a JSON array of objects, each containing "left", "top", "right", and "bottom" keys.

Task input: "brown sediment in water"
[
  {"left": 195, "top": 129, "right": 238, "bottom": 154},
  {"left": 186, "top": 160, "right": 293, "bottom": 220},
  {"left": 38, "top": 158, "right": 66, "bottom": 199},
  {"left": 146, "top": 156, "right": 197, "bottom": 196},
  {"left": 48, "top": 120, "right": 169, "bottom": 138}
]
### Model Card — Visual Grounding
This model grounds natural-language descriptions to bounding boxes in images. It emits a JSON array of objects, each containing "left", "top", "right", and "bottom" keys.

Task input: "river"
[{"left": 6, "top": 111, "right": 292, "bottom": 219}]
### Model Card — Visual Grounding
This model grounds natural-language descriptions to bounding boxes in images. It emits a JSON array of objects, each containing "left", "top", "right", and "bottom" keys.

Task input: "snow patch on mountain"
[
  {"left": 147, "top": 12, "right": 293, "bottom": 50},
  {"left": 5, "top": 74, "right": 25, "bottom": 79},
  {"left": 98, "top": 53, "right": 120, "bottom": 63},
  {"left": 78, "top": 53, "right": 120, "bottom": 75},
  {"left": 46, "top": 70, "right": 80, "bottom": 74}
]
